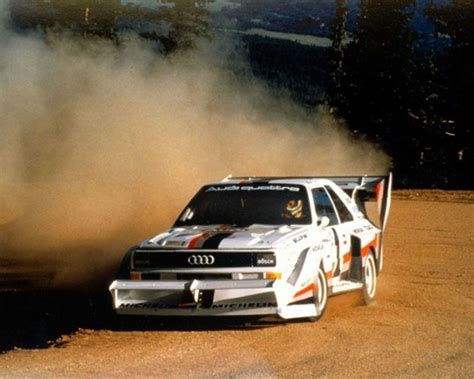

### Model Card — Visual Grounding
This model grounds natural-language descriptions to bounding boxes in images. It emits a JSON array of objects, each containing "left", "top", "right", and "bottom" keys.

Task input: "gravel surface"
[{"left": 1, "top": 192, "right": 473, "bottom": 377}]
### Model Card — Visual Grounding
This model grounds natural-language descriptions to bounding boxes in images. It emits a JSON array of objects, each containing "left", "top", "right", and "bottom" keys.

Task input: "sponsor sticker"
[
  {"left": 293, "top": 234, "right": 308, "bottom": 243},
  {"left": 312, "top": 244, "right": 324, "bottom": 252},
  {"left": 211, "top": 302, "right": 277, "bottom": 309},
  {"left": 206, "top": 185, "right": 300, "bottom": 192}
]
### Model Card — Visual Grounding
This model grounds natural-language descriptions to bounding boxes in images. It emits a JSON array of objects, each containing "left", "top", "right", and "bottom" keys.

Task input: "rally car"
[{"left": 109, "top": 174, "right": 392, "bottom": 321}]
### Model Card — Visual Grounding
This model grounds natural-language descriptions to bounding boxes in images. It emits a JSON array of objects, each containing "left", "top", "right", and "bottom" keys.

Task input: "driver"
[{"left": 282, "top": 199, "right": 304, "bottom": 219}]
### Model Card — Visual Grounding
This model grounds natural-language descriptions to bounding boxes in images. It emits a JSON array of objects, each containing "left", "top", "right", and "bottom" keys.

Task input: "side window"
[
  {"left": 312, "top": 188, "right": 339, "bottom": 226},
  {"left": 325, "top": 186, "right": 354, "bottom": 223}
]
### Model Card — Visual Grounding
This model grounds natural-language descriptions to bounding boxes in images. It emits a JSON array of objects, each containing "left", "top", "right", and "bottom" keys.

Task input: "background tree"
[
  {"left": 11, "top": 0, "right": 213, "bottom": 53},
  {"left": 424, "top": 0, "right": 473, "bottom": 188},
  {"left": 329, "top": 0, "right": 425, "bottom": 187},
  {"left": 327, "top": 0, "right": 348, "bottom": 108}
]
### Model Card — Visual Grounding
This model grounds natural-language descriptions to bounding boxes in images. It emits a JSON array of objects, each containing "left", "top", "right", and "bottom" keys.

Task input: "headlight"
[{"left": 133, "top": 252, "right": 151, "bottom": 268}]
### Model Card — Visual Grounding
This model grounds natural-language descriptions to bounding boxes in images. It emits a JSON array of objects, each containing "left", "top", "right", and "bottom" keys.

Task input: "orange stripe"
[
  {"left": 343, "top": 253, "right": 351, "bottom": 264},
  {"left": 293, "top": 283, "right": 316, "bottom": 298},
  {"left": 325, "top": 271, "right": 333, "bottom": 280},
  {"left": 374, "top": 182, "right": 382, "bottom": 202}
]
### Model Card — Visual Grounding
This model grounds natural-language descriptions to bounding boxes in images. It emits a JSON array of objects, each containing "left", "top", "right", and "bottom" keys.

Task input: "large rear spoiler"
[{"left": 326, "top": 173, "right": 392, "bottom": 231}]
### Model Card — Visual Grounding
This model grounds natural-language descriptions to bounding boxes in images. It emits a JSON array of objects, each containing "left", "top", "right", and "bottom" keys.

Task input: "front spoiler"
[{"left": 109, "top": 279, "right": 318, "bottom": 319}]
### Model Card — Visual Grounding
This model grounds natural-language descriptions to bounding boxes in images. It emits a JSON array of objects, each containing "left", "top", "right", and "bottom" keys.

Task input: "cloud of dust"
[{"left": 0, "top": 5, "right": 390, "bottom": 288}]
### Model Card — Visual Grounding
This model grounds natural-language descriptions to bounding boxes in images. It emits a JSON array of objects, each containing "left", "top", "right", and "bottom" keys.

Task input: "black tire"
[
  {"left": 308, "top": 265, "right": 328, "bottom": 322},
  {"left": 362, "top": 252, "right": 377, "bottom": 304}
]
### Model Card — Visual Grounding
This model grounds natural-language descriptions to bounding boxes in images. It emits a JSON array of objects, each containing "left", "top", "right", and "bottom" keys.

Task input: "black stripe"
[
  {"left": 332, "top": 228, "right": 341, "bottom": 277},
  {"left": 201, "top": 232, "right": 233, "bottom": 249}
]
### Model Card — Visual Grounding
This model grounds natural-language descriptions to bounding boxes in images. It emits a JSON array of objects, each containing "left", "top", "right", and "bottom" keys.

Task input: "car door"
[
  {"left": 311, "top": 186, "right": 353, "bottom": 278},
  {"left": 324, "top": 185, "right": 359, "bottom": 276}
]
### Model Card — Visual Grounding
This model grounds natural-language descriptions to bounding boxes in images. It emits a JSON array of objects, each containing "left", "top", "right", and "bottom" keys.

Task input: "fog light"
[
  {"left": 264, "top": 272, "right": 281, "bottom": 280},
  {"left": 130, "top": 271, "right": 141, "bottom": 280}
]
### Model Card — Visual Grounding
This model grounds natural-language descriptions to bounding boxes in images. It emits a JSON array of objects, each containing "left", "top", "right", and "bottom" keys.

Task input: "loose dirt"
[{"left": 1, "top": 191, "right": 473, "bottom": 377}]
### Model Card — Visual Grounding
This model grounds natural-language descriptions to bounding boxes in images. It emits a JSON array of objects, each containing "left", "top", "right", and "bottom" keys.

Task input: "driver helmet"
[{"left": 283, "top": 199, "right": 303, "bottom": 219}]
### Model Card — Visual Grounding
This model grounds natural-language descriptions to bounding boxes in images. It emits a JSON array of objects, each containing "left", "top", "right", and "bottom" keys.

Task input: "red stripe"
[
  {"left": 188, "top": 234, "right": 204, "bottom": 249},
  {"left": 188, "top": 227, "right": 231, "bottom": 249}
]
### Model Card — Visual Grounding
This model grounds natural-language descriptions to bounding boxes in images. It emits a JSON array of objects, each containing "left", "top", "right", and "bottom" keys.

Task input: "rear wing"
[{"left": 328, "top": 174, "right": 392, "bottom": 231}]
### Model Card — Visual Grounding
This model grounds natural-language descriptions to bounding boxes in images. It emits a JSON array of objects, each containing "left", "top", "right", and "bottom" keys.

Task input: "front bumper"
[{"left": 109, "top": 278, "right": 279, "bottom": 317}]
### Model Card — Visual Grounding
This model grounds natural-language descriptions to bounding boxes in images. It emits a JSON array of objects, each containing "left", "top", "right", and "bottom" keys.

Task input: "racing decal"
[
  {"left": 293, "top": 283, "right": 316, "bottom": 298},
  {"left": 343, "top": 253, "right": 351, "bottom": 264},
  {"left": 287, "top": 248, "right": 309, "bottom": 286},
  {"left": 187, "top": 232, "right": 211, "bottom": 249},
  {"left": 201, "top": 232, "right": 234, "bottom": 249},
  {"left": 293, "top": 234, "right": 308, "bottom": 244},
  {"left": 120, "top": 303, "right": 178, "bottom": 310},
  {"left": 211, "top": 302, "right": 277, "bottom": 309},
  {"left": 186, "top": 226, "right": 235, "bottom": 249},
  {"left": 374, "top": 181, "right": 382, "bottom": 203},
  {"left": 205, "top": 185, "right": 300, "bottom": 192},
  {"left": 311, "top": 244, "right": 324, "bottom": 252}
]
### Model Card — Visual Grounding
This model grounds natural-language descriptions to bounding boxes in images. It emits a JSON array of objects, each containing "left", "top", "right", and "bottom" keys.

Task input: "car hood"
[{"left": 145, "top": 224, "right": 311, "bottom": 250}]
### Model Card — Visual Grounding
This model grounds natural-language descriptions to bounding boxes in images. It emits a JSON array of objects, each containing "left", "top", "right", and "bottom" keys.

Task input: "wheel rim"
[
  {"left": 317, "top": 269, "right": 327, "bottom": 310},
  {"left": 365, "top": 255, "right": 376, "bottom": 298}
]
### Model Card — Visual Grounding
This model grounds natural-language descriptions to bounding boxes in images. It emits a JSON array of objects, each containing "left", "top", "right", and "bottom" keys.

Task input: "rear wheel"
[
  {"left": 362, "top": 252, "right": 377, "bottom": 304},
  {"left": 309, "top": 266, "right": 328, "bottom": 322}
]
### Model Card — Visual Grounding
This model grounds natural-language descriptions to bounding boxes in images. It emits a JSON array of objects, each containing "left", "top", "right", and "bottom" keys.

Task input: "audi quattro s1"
[{"left": 109, "top": 174, "right": 392, "bottom": 321}]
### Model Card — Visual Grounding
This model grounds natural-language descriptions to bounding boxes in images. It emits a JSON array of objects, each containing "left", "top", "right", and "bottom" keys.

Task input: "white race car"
[{"left": 110, "top": 174, "right": 392, "bottom": 321}]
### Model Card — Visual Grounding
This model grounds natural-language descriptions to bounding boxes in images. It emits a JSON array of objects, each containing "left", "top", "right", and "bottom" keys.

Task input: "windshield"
[{"left": 174, "top": 183, "right": 312, "bottom": 227}]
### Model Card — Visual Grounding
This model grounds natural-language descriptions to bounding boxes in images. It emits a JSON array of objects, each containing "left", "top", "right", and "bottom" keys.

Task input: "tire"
[
  {"left": 308, "top": 265, "right": 328, "bottom": 322},
  {"left": 362, "top": 252, "right": 377, "bottom": 304}
]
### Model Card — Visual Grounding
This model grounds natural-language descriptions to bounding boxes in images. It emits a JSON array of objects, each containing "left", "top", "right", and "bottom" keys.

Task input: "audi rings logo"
[{"left": 188, "top": 255, "right": 216, "bottom": 265}]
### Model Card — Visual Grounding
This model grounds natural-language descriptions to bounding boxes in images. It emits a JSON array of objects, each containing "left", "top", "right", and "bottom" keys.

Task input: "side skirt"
[{"left": 330, "top": 279, "right": 364, "bottom": 295}]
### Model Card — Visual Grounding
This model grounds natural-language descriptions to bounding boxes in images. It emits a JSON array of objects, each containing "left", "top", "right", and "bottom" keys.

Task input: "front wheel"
[
  {"left": 309, "top": 266, "right": 328, "bottom": 322},
  {"left": 362, "top": 252, "right": 377, "bottom": 304}
]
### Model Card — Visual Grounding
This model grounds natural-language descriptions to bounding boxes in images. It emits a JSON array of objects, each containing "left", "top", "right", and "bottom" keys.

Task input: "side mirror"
[{"left": 318, "top": 216, "right": 330, "bottom": 228}]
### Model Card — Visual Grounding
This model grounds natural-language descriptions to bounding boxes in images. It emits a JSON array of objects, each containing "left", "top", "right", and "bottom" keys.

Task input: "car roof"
[{"left": 208, "top": 176, "right": 338, "bottom": 187}]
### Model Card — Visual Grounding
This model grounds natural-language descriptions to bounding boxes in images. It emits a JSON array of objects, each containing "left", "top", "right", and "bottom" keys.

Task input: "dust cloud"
[{"left": 0, "top": 5, "right": 389, "bottom": 288}]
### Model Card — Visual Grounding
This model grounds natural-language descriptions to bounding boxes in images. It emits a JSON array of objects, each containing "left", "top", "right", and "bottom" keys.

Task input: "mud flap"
[{"left": 348, "top": 235, "right": 363, "bottom": 281}]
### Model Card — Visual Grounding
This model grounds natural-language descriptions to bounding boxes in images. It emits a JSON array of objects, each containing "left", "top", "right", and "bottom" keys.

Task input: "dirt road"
[{"left": 1, "top": 192, "right": 473, "bottom": 377}]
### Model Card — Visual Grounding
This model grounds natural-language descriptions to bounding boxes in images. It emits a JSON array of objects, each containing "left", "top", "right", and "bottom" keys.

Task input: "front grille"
[
  {"left": 140, "top": 273, "right": 233, "bottom": 280},
  {"left": 133, "top": 249, "right": 275, "bottom": 269},
  {"left": 140, "top": 273, "right": 162, "bottom": 280},
  {"left": 177, "top": 273, "right": 233, "bottom": 280}
]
